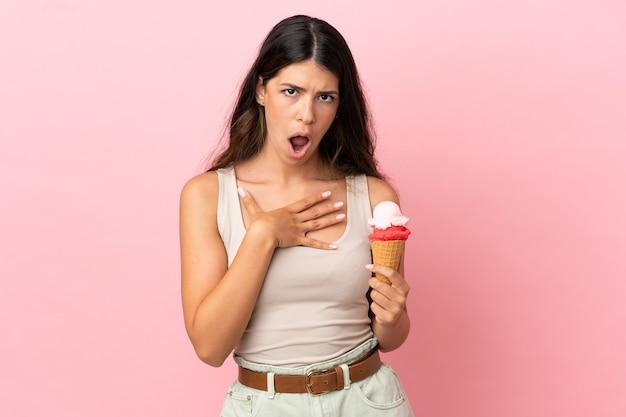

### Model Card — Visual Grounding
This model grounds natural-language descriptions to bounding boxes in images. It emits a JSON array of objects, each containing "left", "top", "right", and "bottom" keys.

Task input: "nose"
[{"left": 297, "top": 98, "right": 316, "bottom": 125}]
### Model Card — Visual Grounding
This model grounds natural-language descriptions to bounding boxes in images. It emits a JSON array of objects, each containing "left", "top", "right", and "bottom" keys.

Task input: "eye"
[
  {"left": 283, "top": 88, "right": 297, "bottom": 96},
  {"left": 319, "top": 94, "right": 335, "bottom": 103}
]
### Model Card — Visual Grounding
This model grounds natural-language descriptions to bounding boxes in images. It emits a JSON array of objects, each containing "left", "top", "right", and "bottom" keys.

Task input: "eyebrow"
[{"left": 279, "top": 83, "right": 339, "bottom": 96}]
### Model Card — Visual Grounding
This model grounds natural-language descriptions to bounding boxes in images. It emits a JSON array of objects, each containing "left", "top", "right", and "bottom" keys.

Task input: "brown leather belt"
[{"left": 238, "top": 349, "right": 381, "bottom": 395}]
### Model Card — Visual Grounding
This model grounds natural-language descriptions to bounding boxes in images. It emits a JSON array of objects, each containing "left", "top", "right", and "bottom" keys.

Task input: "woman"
[{"left": 180, "top": 15, "right": 414, "bottom": 416}]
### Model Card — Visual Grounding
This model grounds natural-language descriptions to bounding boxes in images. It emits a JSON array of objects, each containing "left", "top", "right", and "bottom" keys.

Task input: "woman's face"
[{"left": 256, "top": 59, "right": 340, "bottom": 164}]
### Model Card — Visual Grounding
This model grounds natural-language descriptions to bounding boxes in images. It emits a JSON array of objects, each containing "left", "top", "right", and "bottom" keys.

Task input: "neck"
[{"left": 237, "top": 150, "right": 340, "bottom": 186}]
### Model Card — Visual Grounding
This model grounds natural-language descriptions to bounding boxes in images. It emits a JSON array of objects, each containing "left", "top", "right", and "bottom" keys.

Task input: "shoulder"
[
  {"left": 366, "top": 176, "right": 400, "bottom": 208},
  {"left": 180, "top": 170, "right": 220, "bottom": 211}
]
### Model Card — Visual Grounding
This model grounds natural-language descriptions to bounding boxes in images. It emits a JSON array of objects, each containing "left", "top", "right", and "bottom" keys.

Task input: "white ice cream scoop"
[{"left": 368, "top": 201, "right": 409, "bottom": 229}]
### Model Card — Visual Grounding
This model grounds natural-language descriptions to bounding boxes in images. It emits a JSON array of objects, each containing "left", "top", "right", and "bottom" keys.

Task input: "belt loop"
[
  {"left": 266, "top": 372, "right": 276, "bottom": 399},
  {"left": 334, "top": 366, "right": 345, "bottom": 390},
  {"left": 339, "top": 363, "right": 351, "bottom": 389}
]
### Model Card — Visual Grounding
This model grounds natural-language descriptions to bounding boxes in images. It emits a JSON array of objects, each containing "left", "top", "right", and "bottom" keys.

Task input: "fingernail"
[
  {"left": 335, "top": 214, "right": 345, "bottom": 220},
  {"left": 237, "top": 187, "right": 246, "bottom": 198},
  {"left": 328, "top": 244, "right": 338, "bottom": 249},
  {"left": 333, "top": 201, "right": 344, "bottom": 208},
  {"left": 365, "top": 264, "right": 374, "bottom": 270},
  {"left": 321, "top": 191, "right": 331, "bottom": 198}
]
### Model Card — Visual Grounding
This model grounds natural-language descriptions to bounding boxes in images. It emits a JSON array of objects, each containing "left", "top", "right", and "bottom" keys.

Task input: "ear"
[{"left": 255, "top": 76, "right": 265, "bottom": 106}]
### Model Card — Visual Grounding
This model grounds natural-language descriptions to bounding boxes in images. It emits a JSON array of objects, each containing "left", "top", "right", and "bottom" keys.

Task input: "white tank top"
[{"left": 217, "top": 166, "right": 374, "bottom": 367}]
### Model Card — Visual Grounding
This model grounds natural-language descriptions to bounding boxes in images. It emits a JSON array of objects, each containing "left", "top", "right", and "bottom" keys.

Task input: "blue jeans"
[{"left": 221, "top": 338, "right": 414, "bottom": 417}]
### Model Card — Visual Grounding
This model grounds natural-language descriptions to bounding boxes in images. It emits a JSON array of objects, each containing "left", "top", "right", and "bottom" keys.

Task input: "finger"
[
  {"left": 296, "top": 235, "right": 338, "bottom": 250},
  {"left": 368, "top": 273, "right": 409, "bottom": 307},
  {"left": 366, "top": 264, "right": 409, "bottom": 292},
  {"left": 369, "top": 277, "right": 410, "bottom": 304},
  {"left": 301, "top": 211, "right": 346, "bottom": 234},
  {"left": 303, "top": 200, "right": 344, "bottom": 222},
  {"left": 288, "top": 190, "right": 333, "bottom": 214},
  {"left": 365, "top": 264, "right": 395, "bottom": 286},
  {"left": 237, "top": 187, "right": 262, "bottom": 215},
  {"left": 369, "top": 301, "right": 396, "bottom": 326},
  {"left": 369, "top": 284, "right": 405, "bottom": 313}
]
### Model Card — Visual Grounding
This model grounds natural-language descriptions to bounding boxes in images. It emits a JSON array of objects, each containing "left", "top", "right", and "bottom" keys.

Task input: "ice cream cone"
[{"left": 370, "top": 239, "right": 405, "bottom": 285}]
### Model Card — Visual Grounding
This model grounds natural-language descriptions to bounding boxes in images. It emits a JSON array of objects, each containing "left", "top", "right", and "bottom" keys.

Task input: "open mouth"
[{"left": 289, "top": 135, "right": 310, "bottom": 155}]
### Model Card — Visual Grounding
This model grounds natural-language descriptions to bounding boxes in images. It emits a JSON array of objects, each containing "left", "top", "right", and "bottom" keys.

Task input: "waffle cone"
[{"left": 370, "top": 239, "right": 405, "bottom": 284}]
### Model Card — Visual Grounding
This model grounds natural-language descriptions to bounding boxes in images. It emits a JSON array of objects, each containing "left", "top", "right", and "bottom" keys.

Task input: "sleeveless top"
[{"left": 216, "top": 166, "right": 374, "bottom": 367}]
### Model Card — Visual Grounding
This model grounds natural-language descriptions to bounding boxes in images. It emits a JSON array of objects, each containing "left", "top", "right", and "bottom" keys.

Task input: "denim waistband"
[{"left": 234, "top": 337, "right": 379, "bottom": 376}]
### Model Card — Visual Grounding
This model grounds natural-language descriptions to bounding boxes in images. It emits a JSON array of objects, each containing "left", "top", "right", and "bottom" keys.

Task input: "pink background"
[{"left": 1, "top": 1, "right": 625, "bottom": 416}]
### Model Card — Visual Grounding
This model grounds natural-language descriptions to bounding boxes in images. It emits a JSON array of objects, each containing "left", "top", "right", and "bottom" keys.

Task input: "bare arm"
[
  {"left": 179, "top": 172, "right": 344, "bottom": 366},
  {"left": 366, "top": 177, "right": 411, "bottom": 352}
]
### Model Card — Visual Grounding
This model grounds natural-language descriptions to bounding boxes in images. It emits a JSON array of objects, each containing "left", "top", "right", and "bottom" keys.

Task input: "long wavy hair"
[{"left": 208, "top": 15, "right": 383, "bottom": 179}]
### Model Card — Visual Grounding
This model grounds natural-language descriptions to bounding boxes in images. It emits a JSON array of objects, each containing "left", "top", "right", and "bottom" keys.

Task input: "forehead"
[{"left": 271, "top": 59, "right": 339, "bottom": 89}]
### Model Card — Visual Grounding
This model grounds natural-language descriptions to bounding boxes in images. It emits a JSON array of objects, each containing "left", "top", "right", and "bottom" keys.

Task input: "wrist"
[{"left": 245, "top": 220, "right": 280, "bottom": 250}]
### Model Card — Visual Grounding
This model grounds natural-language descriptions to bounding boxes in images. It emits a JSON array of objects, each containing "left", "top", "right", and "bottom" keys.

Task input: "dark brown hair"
[{"left": 209, "top": 15, "right": 382, "bottom": 179}]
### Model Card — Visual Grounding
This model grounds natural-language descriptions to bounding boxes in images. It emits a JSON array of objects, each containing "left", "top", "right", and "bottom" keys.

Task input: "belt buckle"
[{"left": 306, "top": 369, "right": 332, "bottom": 396}]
